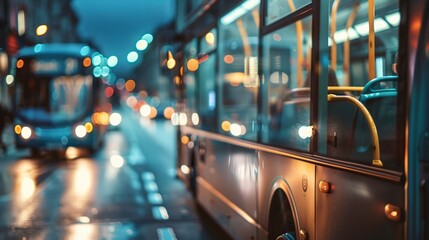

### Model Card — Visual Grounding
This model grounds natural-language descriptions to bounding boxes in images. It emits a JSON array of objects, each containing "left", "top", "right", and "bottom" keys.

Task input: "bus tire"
[{"left": 267, "top": 189, "right": 297, "bottom": 240}]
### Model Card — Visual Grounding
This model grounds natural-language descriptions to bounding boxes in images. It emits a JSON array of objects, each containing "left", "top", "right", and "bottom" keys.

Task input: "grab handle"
[{"left": 327, "top": 94, "right": 382, "bottom": 167}]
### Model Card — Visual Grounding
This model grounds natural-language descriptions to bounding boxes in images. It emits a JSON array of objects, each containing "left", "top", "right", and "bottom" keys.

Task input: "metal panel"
[
  {"left": 316, "top": 165, "right": 404, "bottom": 239},
  {"left": 196, "top": 137, "right": 259, "bottom": 239}
]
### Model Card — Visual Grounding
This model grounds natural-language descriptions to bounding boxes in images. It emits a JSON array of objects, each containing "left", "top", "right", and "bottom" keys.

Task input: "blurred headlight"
[
  {"left": 21, "top": 126, "right": 32, "bottom": 139},
  {"left": 75, "top": 125, "right": 87, "bottom": 138},
  {"left": 109, "top": 112, "right": 122, "bottom": 126}
]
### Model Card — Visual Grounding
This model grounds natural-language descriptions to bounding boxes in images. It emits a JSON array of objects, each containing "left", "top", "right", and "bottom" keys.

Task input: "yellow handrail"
[
  {"left": 344, "top": 3, "right": 360, "bottom": 86},
  {"left": 327, "top": 94, "right": 383, "bottom": 167},
  {"left": 328, "top": 86, "right": 364, "bottom": 92}
]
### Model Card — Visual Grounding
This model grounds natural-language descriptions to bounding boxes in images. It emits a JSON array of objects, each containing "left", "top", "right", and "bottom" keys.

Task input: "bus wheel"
[{"left": 268, "top": 189, "right": 296, "bottom": 240}]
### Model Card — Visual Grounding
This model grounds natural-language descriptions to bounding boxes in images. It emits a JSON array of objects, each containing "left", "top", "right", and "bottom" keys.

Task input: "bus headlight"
[
  {"left": 75, "top": 125, "right": 87, "bottom": 138},
  {"left": 21, "top": 126, "right": 32, "bottom": 139}
]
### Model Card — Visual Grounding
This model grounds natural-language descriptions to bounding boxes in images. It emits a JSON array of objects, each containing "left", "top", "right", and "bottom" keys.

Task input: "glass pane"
[
  {"left": 266, "top": 0, "right": 311, "bottom": 25},
  {"left": 261, "top": 16, "right": 312, "bottom": 151},
  {"left": 16, "top": 75, "right": 92, "bottom": 125},
  {"left": 183, "top": 39, "right": 198, "bottom": 127},
  {"left": 323, "top": 0, "right": 400, "bottom": 170},
  {"left": 197, "top": 52, "right": 217, "bottom": 131},
  {"left": 218, "top": 1, "right": 260, "bottom": 141}
]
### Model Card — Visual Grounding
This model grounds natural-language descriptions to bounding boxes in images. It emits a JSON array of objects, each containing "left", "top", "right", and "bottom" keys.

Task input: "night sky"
[{"left": 71, "top": 0, "right": 176, "bottom": 77}]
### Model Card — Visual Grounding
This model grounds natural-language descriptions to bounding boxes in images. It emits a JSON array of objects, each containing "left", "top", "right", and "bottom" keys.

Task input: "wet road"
[{"left": 0, "top": 106, "right": 230, "bottom": 240}]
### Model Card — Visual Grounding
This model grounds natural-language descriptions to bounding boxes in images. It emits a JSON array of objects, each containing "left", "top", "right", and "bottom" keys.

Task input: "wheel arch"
[{"left": 266, "top": 176, "right": 300, "bottom": 239}]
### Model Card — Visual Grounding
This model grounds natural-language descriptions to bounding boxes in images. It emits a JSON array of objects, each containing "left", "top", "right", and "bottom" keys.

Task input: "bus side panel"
[
  {"left": 196, "top": 137, "right": 258, "bottom": 240},
  {"left": 316, "top": 166, "right": 404, "bottom": 239},
  {"left": 257, "top": 152, "right": 315, "bottom": 240}
]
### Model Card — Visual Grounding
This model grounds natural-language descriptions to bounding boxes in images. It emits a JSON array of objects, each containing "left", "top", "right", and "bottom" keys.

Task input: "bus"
[
  {"left": 11, "top": 43, "right": 112, "bottom": 154},
  {"left": 170, "top": 0, "right": 429, "bottom": 239}
]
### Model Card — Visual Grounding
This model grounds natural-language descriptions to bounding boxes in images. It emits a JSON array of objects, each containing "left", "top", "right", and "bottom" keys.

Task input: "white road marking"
[
  {"left": 147, "top": 192, "right": 163, "bottom": 205},
  {"left": 152, "top": 206, "right": 169, "bottom": 220},
  {"left": 157, "top": 227, "right": 177, "bottom": 240}
]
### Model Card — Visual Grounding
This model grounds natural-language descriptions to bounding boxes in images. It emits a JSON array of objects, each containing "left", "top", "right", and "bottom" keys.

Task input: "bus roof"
[{"left": 16, "top": 43, "right": 96, "bottom": 58}]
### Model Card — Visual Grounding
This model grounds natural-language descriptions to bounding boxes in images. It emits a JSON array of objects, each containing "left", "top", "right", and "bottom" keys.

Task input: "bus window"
[
  {"left": 15, "top": 59, "right": 93, "bottom": 124},
  {"left": 183, "top": 39, "right": 198, "bottom": 127},
  {"left": 261, "top": 16, "right": 312, "bottom": 151},
  {"left": 323, "top": 0, "right": 401, "bottom": 170},
  {"left": 197, "top": 29, "right": 217, "bottom": 131},
  {"left": 218, "top": 2, "right": 259, "bottom": 141},
  {"left": 266, "top": 0, "right": 311, "bottom": 25}
]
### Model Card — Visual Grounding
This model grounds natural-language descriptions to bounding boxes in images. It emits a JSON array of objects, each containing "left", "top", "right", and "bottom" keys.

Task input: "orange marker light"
[{"left": 16, "top": 59, "right": 24, "bottom": 68}]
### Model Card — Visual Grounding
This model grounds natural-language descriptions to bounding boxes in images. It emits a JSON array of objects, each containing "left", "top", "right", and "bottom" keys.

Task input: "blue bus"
[{"left": 11, "top": 43, "right": 111, "bottom": 154}]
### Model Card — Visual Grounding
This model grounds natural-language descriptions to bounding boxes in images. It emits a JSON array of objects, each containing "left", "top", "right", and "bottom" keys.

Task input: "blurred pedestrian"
[{"left": 0, "top": 104, "right": 12, "bottom": 153}]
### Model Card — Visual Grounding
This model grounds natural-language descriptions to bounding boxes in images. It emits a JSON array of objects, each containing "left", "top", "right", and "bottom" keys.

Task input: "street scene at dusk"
[{"left": 0, "top": 0, "right": 429, "bottom": 239}]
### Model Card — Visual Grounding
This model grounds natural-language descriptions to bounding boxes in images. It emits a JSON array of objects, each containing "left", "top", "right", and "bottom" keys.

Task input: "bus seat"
[
  {"left": 354, "top": 76, "right": 399, "bottom": 165},
  {"left": 327, "top": 100, "right": 360, "bottom": 160}
]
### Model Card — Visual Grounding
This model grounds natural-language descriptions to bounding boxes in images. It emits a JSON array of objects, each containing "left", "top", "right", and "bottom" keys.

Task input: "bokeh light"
[
  {"left": 83, "top": 57, "right": 92, "bottom": 67},
  {"left": 36, "top": 25, "right": 48, "bottom": 36},
  {"left": 187, "top": 59, "right": 199, "bottom": 72},
  {"left": 136, "top": 40, "right": 148, "bottom": 51},
  {"left": 105, "top": 86, "right": 114, "bottom": 98},
  {"left": 142, "top": 34, "right": 153, "bottom": 44},
  {"left": 107, "top": 56, "right": 118, "bottom": 67},
  {"left": 80, "top": 46, "right": 90, "bottom": 56},
  {"left": 109, "top": 113, "right": 122, "bottom": 126},
  {"left": 125, "top": 79, "right": 136, "bottom": 92},
  {"left": 127, "top": 51, "right": 138, "bottom": 63}
]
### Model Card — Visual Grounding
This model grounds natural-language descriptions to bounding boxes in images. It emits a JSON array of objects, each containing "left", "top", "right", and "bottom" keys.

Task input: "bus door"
[{"left": 315, "top": 0, "right": 404, "bottom": 238}]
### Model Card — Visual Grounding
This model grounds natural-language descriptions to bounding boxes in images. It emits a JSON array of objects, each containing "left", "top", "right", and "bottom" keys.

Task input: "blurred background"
[
  {"left": 1, "top": 0, "right": 178, "bottom": 109},
  {"left": 0, "top": 1, "right": 234, "bottom": 239}
]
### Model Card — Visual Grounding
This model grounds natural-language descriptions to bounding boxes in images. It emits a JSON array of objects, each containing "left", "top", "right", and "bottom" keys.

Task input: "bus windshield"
[{"left": 15, "top": 57, "right": 93, "bottom": 126}]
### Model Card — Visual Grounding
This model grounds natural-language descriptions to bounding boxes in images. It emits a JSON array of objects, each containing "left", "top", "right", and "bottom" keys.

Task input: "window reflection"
[
  {"left": 324, "top": 0, "right": 400, "bottom": 170},
  {"left": 262, "top": 16, "right": 312, "bottom": 151},
  {"left": 218, "top": 2, "right": 260, "bottom": 141},
  {"left": 266, "top": 0, "right": 311, "bottom": 25},
  {"left": 15, "top": 72, "right": 93, "bottom": 125}
]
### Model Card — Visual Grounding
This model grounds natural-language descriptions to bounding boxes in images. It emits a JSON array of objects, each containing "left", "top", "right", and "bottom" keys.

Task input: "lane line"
[
  {"left": 152, "top": 206, "right": 169, "bottom": 220},
  {"left": 147, "top": 192, "right": 163, "bottom": 205},
  {"left": 144, "top": 181, "right": 159, "bottom": 192},
  {"left": 157, "top": 227, "right": 177, "bottom": 240},
  {"left": 142, "top": 172, "right": 155, "bottom": 181}
]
